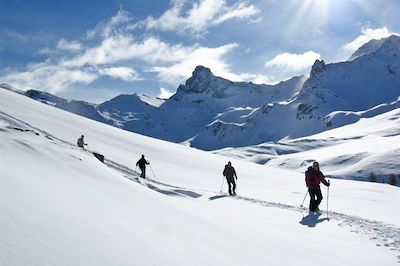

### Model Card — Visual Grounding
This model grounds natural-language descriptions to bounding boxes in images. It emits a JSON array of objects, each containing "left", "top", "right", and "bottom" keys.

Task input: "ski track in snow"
[
  {"left": 2, "top": 111, "right": 400, "bottom": 263},
  {"left": 105, "top": 158, "right": 400, "bottom": 262}
]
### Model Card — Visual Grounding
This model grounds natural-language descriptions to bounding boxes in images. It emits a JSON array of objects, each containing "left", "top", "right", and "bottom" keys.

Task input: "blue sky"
[{"left": 1, "top": 0, "right": 399, "bottom": 102}]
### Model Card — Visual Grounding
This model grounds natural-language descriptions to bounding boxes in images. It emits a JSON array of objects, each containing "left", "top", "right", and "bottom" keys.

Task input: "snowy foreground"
[{"left": 1, "top": 88, "right": 400, "bottom": 265}]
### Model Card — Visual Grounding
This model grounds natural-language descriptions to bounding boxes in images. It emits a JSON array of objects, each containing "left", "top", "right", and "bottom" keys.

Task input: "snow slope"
[
  {"left": 1, "top": 87, "right": 400, "bottom": 265},
  {"left": 216, "top": 104, "right": 400, "bottom": 184}
]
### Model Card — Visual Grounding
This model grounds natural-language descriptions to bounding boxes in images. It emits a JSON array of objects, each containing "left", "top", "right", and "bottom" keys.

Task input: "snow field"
[{"left": 1, "top": 88, "right": 399, "bottom": 265}]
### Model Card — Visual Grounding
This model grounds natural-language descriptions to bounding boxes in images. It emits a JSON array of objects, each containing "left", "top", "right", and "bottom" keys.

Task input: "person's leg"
[
  {"left": 232, "top": 178, "right": 236, "bottom": 195},
  {"left": 226, "top": 178, "right": 232, "bottom": 195},
  {"left": 315, "top": 187, "right": 323, "bottom": 210},
  {"left": 308, "top": 188, "right": 317, "bottom": 211},
  {"left": 140, "top": 167, "right": 144, "bottom": 177}
]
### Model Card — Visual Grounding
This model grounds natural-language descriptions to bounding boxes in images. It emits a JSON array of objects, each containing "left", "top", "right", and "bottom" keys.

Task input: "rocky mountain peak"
[
  {"left": 176, "top": 65, "right": 221, "bottom": 94},
  {"left": 192, "top": 65, "right": 213, "bottom": 79},
  {"left": 310, "top": 59, "right": 326, "bottom": 78}
]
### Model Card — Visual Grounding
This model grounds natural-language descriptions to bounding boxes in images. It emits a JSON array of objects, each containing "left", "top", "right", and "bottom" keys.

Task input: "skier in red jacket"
[{"left": 305, "top": 161, "right": 330, "bottom": 212}]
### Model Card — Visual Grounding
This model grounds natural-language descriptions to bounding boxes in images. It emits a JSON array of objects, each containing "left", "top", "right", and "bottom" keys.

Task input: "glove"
[{"left": 327, "top": 180, "right": 330, "bottom": 186}]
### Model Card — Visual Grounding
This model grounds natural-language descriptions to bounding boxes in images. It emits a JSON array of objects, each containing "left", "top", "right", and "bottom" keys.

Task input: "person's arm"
[
  {"left": 234, "top": 169, "right": 237, "bottom": 179},
  {"left": 305, "top": 170, "right": 312, "bottom": 188},
  {"left": 320, "top": 172, "right": 330, "bottom": 186}
]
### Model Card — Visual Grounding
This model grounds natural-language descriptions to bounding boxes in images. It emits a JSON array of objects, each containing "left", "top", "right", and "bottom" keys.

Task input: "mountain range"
[{"left": 1, "top": 35, "right": 399, "bottom": 151}]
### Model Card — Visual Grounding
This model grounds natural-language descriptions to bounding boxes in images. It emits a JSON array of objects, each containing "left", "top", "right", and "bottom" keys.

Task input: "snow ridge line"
[
  {"left": 0, "top": 111, "right": 80, "bottom": 148},
  {"left": 106, "top": 158, "right": 400, "bottom": 261}
]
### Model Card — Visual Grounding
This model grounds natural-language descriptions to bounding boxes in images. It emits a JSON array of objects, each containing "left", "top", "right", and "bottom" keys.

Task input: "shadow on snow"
[{"left": 299, "top": 212, "right": 329, "bottom": 227}]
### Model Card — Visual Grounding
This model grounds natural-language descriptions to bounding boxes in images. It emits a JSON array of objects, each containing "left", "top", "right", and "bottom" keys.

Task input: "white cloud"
[
  {"left": 343, "top": 27, "right": 394, "bottom": 52},
  {"left": 2, "top": 29, "right": 239, "bottom": 93},
  {"left": 99, "top": 67, "right": 140, "bottom": 82},
  {"left": 62, "top": 35, "right": 193, "bottom": 68},
  {"left": 213, "top": 2, "right": 262, "bottom": 24},
  {"left": 150, "top": 43, "right": 278, "bottom": 85},
  {"left": 158, "top": 87, "right": 175, "bottom": 99},
  {"left": 144, "top": 0, "right": 261, "bottom": 34},
  {"left": 265, "top": 51, "right": 321, "bottom": 72},
  {"left": 57, "top": 39, "right": 82, "bottom": 51},
  {"left": 86, "top": 9, "right": 134, "bottom": 40},
  {"left": 2, "top": 8, "right": 266, "bottom": 95},
  {"left": 229, "top": 72, "right": 278, "bottom": 85},
  {"left": 4, "top": 29, "right": 29, "bottom": 42},
  {"left": 150, "top": 43, "right": 238, "bottom": 84},
  {"left": 1, "top": 63, "right": 97, "bottom": 93}
]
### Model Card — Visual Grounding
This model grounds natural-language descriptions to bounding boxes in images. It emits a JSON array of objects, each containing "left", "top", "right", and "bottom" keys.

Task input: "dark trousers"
[
  {"left": 139, "top": 167, "right": 146, "bottom": 178},
  {"left": 308, "top": 187, "right": 323, "bottom": 211},
  {"left": 226, "top": 177, "right": 236, "bottom": 195}
]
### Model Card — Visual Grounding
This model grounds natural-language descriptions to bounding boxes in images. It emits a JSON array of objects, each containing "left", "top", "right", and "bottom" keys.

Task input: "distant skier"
[
  {"left": 223, "top": 161, "right": 238, "bottom": 196},
  {"left": 305, "top": 161, "right": 330, "bottom": 212},
  {"left": 136, "top": 155, "right": 149, "bottom": 178},
  {"left": 77, "top": 135, "right": 87, "bottom": 148}
]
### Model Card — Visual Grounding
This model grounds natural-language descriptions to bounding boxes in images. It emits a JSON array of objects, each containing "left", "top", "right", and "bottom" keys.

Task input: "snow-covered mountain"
[
  {"left": 2, "top": 66, "right": 307, "bottom": 147},
  {"left": 25, "top": 89, "right": 114, "bottom": 125},
  {"left": 1, "top": 85, "right": 400, "bottom": 266},
  {"left": 97, "top": 93, "right": 164, "bottom": 128},
  {"left": 192, "top": 35, "right": 400, "bottom": 149},
  {"left": 348, "top": 37, "right": 387, "bottom": 61},
  {"left": 150, "top": 66, "right": 306, "bottom": 143},
  {"left": 2, "top": 35, "right": 399, "bottom": 151},
  {"left": 216, "top": 106, "right": 400, "bottom": 184}
]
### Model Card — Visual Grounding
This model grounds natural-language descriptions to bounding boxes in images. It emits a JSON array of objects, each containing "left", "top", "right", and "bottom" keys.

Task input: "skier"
[
  {"left": 136, "top": 155, "right": 149, "bottom": 178},
  {"left": 305, "top": 161, "right": 330, "bottom": 212},
  {"left": 223, "top": 161, "right": 238, "bottom": 196},
  {"left": 77, "top": 135, "right": 87, "bottom": 148}
]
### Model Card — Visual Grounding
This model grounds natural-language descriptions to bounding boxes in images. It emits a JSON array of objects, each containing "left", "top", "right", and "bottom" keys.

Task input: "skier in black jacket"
[
  {"left": 136, "top": 155, "right": 149, "bottom": 178},
  {"left": 223, "top": 161, "right": 238, "bottom": 195}
]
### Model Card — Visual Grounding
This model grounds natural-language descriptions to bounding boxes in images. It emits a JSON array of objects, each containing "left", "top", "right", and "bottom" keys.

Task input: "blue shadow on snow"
[{"left": 299, "top": 212, "right": 329, "bottom": 227}]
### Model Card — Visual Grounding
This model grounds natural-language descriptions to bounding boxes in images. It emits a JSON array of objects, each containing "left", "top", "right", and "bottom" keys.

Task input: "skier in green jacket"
[{"left": 77, "top": 135, "right": 87, "bottom": 148}]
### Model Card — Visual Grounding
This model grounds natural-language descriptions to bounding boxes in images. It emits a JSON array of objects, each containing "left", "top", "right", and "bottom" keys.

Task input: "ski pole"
[
  {"left": 235, "top": 177, "right": 238, "bottom": 194},
  {"left": 149, "top": 162, "right": 156, "bottom": 179},
  {"left": 300, "top": 189, "right": 308, "bottom": 207},
  {"left": 220, "top": 175, "right": 225, "bottom": 193},
  {"left": 134, "top": 165, "right": 138, "bottom": 176},
  {"left": 327, "top": 180, "right": 330, "bottom": 219}
]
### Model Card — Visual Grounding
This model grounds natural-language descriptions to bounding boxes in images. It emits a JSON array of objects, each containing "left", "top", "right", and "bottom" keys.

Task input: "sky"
[{"left": 0, "top": 0, "right": 399, "bottom": 103}]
